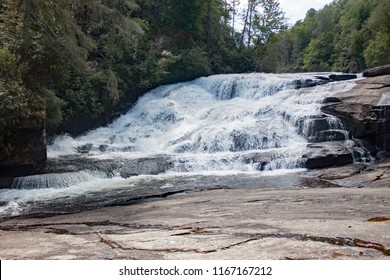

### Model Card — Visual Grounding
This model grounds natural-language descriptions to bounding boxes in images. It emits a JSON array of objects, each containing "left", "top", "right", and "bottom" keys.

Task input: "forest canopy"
[{"left": 0, "top": 0, "right": 389, "bottom": 153}]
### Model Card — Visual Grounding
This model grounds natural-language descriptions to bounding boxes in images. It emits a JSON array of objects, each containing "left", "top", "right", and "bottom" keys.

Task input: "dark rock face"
[
  {"left": 0, "top": 117, "right": 47, "bottom": 178},
  {"left": 368, "top": 106, "right": 390, "bottom": 157},
  {"left": 321, "top": 103, "right": 373, "bottom": 138},
  {"left": 363, "top": 65, "right": 390, "bottom": 77},
  {"left": 322, "top": 97, "right": 342, "bottom": 104},
  {"left": 304, "top": 118, "right": 332, "bottom": 138},
  {"left": 329, "top": 74, "right": 357, "bottom": 81},
  {"left": 310, "top": 130, "right": 349, "bottom": 143},
  {"left": 292, "top": 74, "right": 358, "bottom": 92},
  {"left": 293, "top": 78, "right": 328, "bottom": 89}
]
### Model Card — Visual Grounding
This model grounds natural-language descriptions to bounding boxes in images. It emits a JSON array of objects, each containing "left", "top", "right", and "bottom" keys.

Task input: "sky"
[
  {"left": 278, "top": 0, "right": 334, "bottom": 24},
  {"left": 239, "top": 0, "right": 334, "bottom": 25}
]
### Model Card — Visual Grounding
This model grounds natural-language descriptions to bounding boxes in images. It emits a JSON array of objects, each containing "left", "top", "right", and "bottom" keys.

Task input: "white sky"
[
  {"left": 279, "top": 0, "right": 334, "bottom": 24},
  {"left": 240, "top": 0, "right": 334, "bottom": 25}
]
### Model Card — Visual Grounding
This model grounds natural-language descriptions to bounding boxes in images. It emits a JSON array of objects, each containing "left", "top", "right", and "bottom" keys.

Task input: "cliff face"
[
  {"left": 0, "top": 109, "right": 47, "bottom": 178},
  {"left": 322, "top": 73, "right": 390, "bottom": 157}
]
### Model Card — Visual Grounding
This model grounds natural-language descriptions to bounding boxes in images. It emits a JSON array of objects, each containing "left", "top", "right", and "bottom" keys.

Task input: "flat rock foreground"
[{"left": 0, "top": 160, "right": 389, "bottom": 260}]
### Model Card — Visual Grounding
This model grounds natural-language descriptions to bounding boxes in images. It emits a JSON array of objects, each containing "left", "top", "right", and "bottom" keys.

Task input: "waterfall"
[
  {"left": 48, "top": 73, "right": 357, "bottom": 173},
  {"left": 0, "top": 73, "right": 366, "bottom": 217},
  {"left": 11, "top": 171, "right": 106, "bottom": 190}
]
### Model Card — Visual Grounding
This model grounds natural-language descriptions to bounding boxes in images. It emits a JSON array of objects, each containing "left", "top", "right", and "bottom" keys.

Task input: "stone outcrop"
[
  {"left": 367, "top": 105, "right": 390, "bottom": 157},
  {"left": 363, "top": 64, "right": 390, "bottom": 77},
  {"left": 295, "top": 70, "right": 390, "bottom": 169},
  {"left": 292, "top": 74, "right": 358, "bottom": 90},
  {"left": 310, "top": 130, "right": 349, "bottom": 143},
  {"left": 0, "top": 115, "right": 47, "bottom": 178},
  {"left": 329, "top": 74, "right": 358, "bottom": 81},
  {"left": 321, "top": 74, "right": 390, "bottom": 158},
  {"left": 302, "top": 141, "right": 355, "bottom": 169}
]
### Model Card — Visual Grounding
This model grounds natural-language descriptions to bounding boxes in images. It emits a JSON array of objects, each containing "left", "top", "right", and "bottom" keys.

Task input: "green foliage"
[
  {"left": 262, "top": 0, "right": 390, "bottom": 73},
  {"left": 363, "top": 0, "right": 390, "bottom": 67},
  {"left": 364, "top": 31, "right": 390, "bottom": 68},
  {"left": 0, "top": 46, "right": 24, "bottom": 81},
  {"left": 45, "top": 90, "right": 64, "bottom": 129},
  {"left": 0, "top": 80, "right": 29, "bottom": 138},
  {"left": 166, "top": 48, "right": 211, "bottom": 83},
  {"left": 1, "top": 0, "right": 389, "bottom": 160},
  {"left": 0, "top": 46, "right": 33, "bottom": 151},
  {"left": 302, "top": 33, "right": 334, "bottom": 72}
]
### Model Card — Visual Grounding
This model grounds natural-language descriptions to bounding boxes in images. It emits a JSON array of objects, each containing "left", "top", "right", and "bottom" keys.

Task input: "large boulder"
[
  {"left": 363, "top": 65, "right": 390, "bottom": 77},
  {"left": 329, "top": 74, "right": 358, "bottom": 81},
  {"left": 303, "top": 141, "right": 355, "bottom": 169},
  {"left": 76, "top": 143, "right": 93, "bottom": 154}
]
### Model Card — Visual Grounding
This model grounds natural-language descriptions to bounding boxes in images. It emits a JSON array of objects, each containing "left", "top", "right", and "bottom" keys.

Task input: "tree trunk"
[
  {"left": 247, "top": 1, "right": 254, "bottom": 46},
  {"left": 206, "top": 0, "right": 213, "bottom": 66},
  {"left": 21, "top": 0, "right": 32, "bottom": 59},
  {"left": 239, "top": 1, "right": 251, "bottom": 48},
  {"left": 232, "top": 0, "right": 238, "bottom": 35}
]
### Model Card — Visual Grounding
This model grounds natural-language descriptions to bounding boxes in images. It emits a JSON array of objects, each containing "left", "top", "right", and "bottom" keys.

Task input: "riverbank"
[{"left": 0, "top": 160, "right": 389, "bottom": 260}]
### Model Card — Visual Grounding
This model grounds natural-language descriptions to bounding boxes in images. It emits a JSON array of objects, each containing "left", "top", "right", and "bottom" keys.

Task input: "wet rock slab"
[{"left": 0, "top": 161, "right": 389, "bottom": 260}]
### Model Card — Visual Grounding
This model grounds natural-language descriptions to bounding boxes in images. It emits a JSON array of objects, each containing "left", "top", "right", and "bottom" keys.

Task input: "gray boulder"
[
  {"left": 329, "top": 74, "right": 357, "bottom": 81},
  {"left": 120, "top": 157, "right": 170, "bottom": 178},
  {"left": 303, "top": 141, "right": 355, "bottom": 169},
  {"left": 363, "top": 65, "right": 390, "bottom": 77},
  {"left": 76, "top": 143, "right": 93, "bottom": 154}
]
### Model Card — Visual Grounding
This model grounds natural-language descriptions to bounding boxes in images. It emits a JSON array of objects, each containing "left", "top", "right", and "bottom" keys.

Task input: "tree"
[
  {"left": 240, "top": 0, "right": 286, "bottom": 48},
  {"left": 252, "top": 0, "right": 286, "bottom": 44},
  {"left": 261, "top": 0, "right": 389, "bottom": 73},
  {"left": 364, "top": 0, "right": 390, "bottom": 67},
  {"left": 230, "top": 0, "right": 241, "bottom": 35}
]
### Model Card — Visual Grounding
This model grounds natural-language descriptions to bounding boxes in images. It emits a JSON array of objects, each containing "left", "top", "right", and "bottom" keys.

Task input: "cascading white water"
[
  {"left": 11, "top": 171, "right": 107, "bottom": 189},
  {"left": 49, "top": 73, "right": 355, "bottom": 171},
  {"left": 0, "top": 73, "right": 360, "bottom": 217}
]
